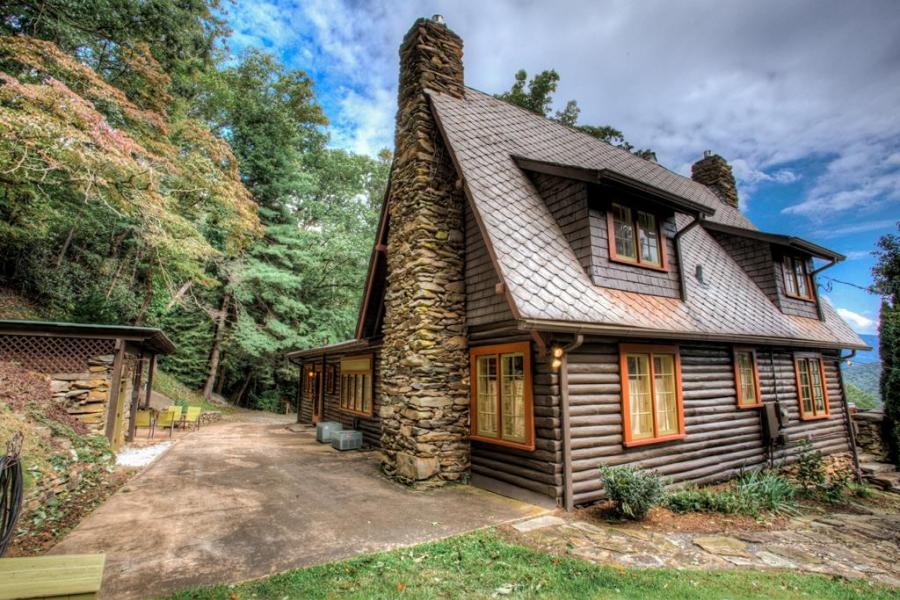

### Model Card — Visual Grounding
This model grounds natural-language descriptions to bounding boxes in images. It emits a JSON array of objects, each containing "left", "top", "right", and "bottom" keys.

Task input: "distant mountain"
[
  {"left": 843, "top": 362, "right": 881, "bottom": 407},
  {"left": 854, "top": 334, "right": 880, "bottom": 364}
]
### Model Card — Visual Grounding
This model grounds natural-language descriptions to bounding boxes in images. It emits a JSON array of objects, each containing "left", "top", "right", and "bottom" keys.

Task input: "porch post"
[
  {"left": 143, "top": 354, "right": 157, "bottom": 410},
  {"left": 104, "top": 339, "right": 127, "bottom": 441},
  {"left": 126, "top": 355, "right": 144, "bottom": 442}
]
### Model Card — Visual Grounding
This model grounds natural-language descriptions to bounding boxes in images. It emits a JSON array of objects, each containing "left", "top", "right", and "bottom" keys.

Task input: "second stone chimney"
[
  {"left": 691, "top": 151, "right": 739, "bottom": 209},
  {"left": 378, "top": 17, "right": 469, "bottom": 487}
]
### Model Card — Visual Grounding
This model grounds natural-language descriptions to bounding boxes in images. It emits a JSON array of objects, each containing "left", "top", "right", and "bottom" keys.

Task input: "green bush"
[
  {"left": 794, "top": 440, "right": 826, "bottom": 491},
  {"left": 599, "top": 466, "right": 664, "bottom": 520},
  {"left": 665, "top": 470, "right": 796, "bottom": 516},
  {"left": 665, "top": 488, "right": 740, "bottom": 514},
  {"left": 735, "top": 469, "right": 796, "bottom": 515},
  {"left": 793, "top": 440, "right": 858, "bottom": 503},
  {"left": 253, "top": 389, "right": 282, "bottom": 413}
]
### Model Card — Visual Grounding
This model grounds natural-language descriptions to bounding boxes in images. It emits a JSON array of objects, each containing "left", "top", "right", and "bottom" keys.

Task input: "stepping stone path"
[
  {"left": 506, "top": 498, "right": 900, "bottom": 587},
  {"left": 859, "top": 453, "right": 900, "bottom": 493}
]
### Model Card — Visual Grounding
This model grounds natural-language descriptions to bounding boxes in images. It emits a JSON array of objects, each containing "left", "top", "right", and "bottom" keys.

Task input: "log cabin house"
[{"left": 286, "top": 16, "right": 868, "bottom": 509}]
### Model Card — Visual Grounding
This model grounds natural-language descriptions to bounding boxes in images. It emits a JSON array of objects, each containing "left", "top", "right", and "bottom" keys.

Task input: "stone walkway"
[{"left": 507, "top": 500, "right": 900, "bottom": 587}]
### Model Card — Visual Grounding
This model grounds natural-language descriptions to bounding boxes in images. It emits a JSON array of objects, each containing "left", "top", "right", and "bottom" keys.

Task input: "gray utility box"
[
  {"left": 331, "top": 430, "right": 363, "bottom": 451},
  {"left": 316, "top": 421, "right": 343, "bottom": 443}
]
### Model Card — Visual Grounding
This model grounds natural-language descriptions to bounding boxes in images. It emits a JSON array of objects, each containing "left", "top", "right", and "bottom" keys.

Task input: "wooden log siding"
[
  {"left": 299, "top": 350, "right": 383, "bottom": 447},
  {"left": 566, "top": 339, "right": 852, "bottom": 506},
  {"left": 470, "top": 341, "right": 563, "bottom": 502}
]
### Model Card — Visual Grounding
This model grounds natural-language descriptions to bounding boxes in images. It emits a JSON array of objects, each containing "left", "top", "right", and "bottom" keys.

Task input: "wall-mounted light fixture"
[{"left": 551, "top": 346, "right": 564, "bottom": 370}]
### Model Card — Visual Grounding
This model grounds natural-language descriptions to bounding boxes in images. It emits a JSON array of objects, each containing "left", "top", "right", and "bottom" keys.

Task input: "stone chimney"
[
  {"left": 691, "top": 151, "right": 739, "bottom": 209},
  {"left": 379, "top": 16, "right": 469, "bottom": 486}
]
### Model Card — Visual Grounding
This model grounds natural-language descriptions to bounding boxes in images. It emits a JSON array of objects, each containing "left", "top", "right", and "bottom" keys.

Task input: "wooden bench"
[{"left": 0, "top": 554, "right": 105, "bottom": 600}]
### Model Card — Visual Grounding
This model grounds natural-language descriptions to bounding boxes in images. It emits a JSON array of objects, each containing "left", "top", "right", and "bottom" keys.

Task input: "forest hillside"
[{"left": 0, "top": 2, "right": 389, "bottom": 409}]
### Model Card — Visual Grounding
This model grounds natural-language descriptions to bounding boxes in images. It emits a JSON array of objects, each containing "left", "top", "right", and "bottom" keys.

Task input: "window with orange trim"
[
  {"left": 782, "top": 256, "right": 814, "bottom": 301},
  {"left": 339, "top": 354, "right": 374, "bottom": 416},
  {"left": 607, "top": 203, "right": 668, "bottom": 271},
  {"left": 733, "top": 347, "right": 762, "bottom": 408},
  {"left": 470, "top": 342, "right": 534, "bottom": 451},
  {"left": 620, "top": 344, "right": 685, "bottom": 447},
  {"left": 794, "top": 353, "right": 829, "bottom": 420}
]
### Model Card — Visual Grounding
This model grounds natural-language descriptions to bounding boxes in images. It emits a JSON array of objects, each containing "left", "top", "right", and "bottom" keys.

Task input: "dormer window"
[
  {"left": 783, "top": 256, "right": 813, "bottom": 300},
  {"left": 608, "top": 203, "right": 666, "bottom": 270}
]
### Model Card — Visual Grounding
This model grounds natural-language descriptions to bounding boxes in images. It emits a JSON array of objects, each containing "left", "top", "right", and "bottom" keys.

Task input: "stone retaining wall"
[
  {"left": 853, "top": 410, "right": 888, "bottom": 461},
  {"left": 49, "top": 354, "right": 115, "bottom": 434}
]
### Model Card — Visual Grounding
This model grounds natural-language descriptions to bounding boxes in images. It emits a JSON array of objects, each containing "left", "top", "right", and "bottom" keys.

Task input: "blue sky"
[{"left": 221, "top": 0, "right": 899, "bottom": 336}]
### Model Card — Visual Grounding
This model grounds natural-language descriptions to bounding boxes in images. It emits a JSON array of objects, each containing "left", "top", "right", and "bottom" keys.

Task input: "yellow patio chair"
[
  {"left": 153, "top": 407, "right": 178, "bottom": 438},
  {"left": 182, "top": 406, "right": 202, "bottom": 431},
  {"left": 169, "top": 405, "right": 184, "bottom": 422},
  {"left": 134, "top": 409, "right": 154, "bottom": 438}
]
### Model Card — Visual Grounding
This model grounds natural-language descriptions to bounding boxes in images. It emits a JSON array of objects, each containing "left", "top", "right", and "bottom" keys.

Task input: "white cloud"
[
  {"left": 836, "top": 307, "right": 876, "bottom": 333},
  {"left": 844, "top": 250, "right": 872, "bottom": 260},
  {"left": 221, "top": 0, "right": 900, "bottom": 221}
]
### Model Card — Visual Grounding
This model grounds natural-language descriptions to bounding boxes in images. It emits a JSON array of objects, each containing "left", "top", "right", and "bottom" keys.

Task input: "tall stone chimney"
[
  {"left": 691, "top": 151, "right": 739, "bottom": 209},
  {"left": 379, "top": 16, "right": 469, "bottom": 486}
]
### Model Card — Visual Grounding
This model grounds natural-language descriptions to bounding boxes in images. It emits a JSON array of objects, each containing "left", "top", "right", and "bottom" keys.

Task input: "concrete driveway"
[{"left": 51, "top": 412, "right": 543, "bottom": 599}]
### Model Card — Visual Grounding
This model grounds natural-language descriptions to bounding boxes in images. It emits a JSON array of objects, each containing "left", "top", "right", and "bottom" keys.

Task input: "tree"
[
  {"left": 872, "top": 223, "right": 900, "bottom": 464},
  {"left": 190, "top": 51, "right": 389, "bottom": 404},
  {"left": 495, "top": 69, "right": 655, "bottom": 160}
]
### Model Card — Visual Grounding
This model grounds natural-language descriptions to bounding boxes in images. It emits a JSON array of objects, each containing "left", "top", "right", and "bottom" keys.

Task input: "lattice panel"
[{"left": 0, "top": 335, "right": 116, "bottom": 374}]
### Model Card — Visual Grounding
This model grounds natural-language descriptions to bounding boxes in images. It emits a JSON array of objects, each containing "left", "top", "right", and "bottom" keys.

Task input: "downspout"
[
  {"left": 838, "top": 349, "right": 863, "bottom": 483},
  {"left": 810, "top": 257, "right": 841, "bottom": 321},
  {"left": 674, "top": 214, "right": 704, "bottom": 302},
  {"left": 558, "top": 334, "right": 584, "bottom": 511}
]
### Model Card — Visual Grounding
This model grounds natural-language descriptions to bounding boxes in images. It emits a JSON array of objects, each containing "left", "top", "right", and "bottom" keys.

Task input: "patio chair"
[
  {"left": 153, "top": 408, "right": 178, "bottom": 438},
  {"left": 169, "top": 405, "right": 184, "bottom": 422},
  {"left": 182, "top": 406, "right": 202, "bottom": 431},
  {"left": 134, "top": 410, "right": 154, "bottom": 438}
]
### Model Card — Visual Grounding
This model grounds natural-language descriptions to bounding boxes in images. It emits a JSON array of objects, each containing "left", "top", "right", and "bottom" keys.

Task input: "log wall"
[
  {"left": 298, "top": 349, "right": 383, "bottom": 448},
  {"left": 565, "top": 338, "right": 850, "bottom": 506},
  {"left": 469, "top": 335, "right": 564, "bottom": 503}
]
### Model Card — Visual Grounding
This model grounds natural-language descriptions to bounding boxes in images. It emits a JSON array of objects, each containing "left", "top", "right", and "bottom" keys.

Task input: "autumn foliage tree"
[{"left": 0, "top": 2, "right": 390, "bottom": 410}]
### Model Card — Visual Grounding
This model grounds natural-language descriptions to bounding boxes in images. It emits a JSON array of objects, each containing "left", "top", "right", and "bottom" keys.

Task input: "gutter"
[
  {"left": 838, "top": 349, "right": 863, "bottom": 483},
  {"left": 558, "top": 334, "right": 584, "bottom": 511},
  {"left": 810, "top": 257, "right": 842, "bottom": 321},
  {"left": 674, "top": 214, "right": 704, "bottom": 302},
  {"left": 517, "top": 319, "right": 870, "bottom": 352}
]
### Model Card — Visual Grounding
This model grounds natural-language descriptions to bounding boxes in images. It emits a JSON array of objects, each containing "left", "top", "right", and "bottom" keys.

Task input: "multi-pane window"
[
  {"left": 733, "top": 348, "right": 762, "bottom": 408},
  {"left": 795, "top": 354, "right": 829, "bottom": 420},
  {"left": 620, "top": 344, "right": 684, "bottom": 446},
  {"left": 783, "top": 256, "right": 813, "bottom": 300},
  {"left": 608, "top": 203, "right": 664, "bottom": 268},
  {"left": 470, "top": 342, "right": 534, "bottom": 450},
  {"left": 339, "top": 354, "right": 373, "bottom": 416}
]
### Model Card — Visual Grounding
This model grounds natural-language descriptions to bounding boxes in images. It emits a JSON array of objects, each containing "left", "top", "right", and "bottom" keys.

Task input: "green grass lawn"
[{"left": 163, "top": 530, "right": 894, "bottom": 600}]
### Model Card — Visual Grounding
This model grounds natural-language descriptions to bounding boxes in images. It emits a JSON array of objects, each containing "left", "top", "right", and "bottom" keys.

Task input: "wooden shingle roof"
[{"left": 428, "top": 88, "right": 866, "bottom": 350}]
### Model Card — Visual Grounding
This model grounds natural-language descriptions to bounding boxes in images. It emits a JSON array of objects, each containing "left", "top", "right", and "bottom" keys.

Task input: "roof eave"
[
  {"left": 512, "top": 156, "right": 716, "bottom": 218},
  {"left": 0, "top": 319, "right": 175, "bottom": 354},
  {"left": 702, "top": 221, "right": 845, "bottom": 262},
  {"left": 285, "top": 338, "right": 371, "bottom": 360},
  {"left": 517, "top": 318, "right": 870, "bottom": 351}
]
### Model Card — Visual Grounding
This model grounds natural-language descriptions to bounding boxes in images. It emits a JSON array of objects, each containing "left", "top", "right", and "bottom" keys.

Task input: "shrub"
[
  {"left": 794, "top": 440, "right": 826, "bottom": 491},
  {"left": 599, "top": 466, "right": 664, "bottom": 520},
  {"left": 735, "top": 469, "right": 796, "bottom": 515},
  {"left": 253, "top": 389, "right": 282, "bottom": 413},
  {"left": 665, "top": 470, "right": 796, "bottom": 516},
  {"left": 792, "top": 440, "right": 857, "bottom": 503},
  {"left": 665, "top": 488, "right": 740, "bottom": 514}
]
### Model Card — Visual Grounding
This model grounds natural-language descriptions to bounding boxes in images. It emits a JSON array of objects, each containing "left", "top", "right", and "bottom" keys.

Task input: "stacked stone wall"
[
  {"left": 379, "top": 17, "right": 470, "bottom": 486},
  {"left": 49, "top": 354, "right": 115, "bottom": 434}
]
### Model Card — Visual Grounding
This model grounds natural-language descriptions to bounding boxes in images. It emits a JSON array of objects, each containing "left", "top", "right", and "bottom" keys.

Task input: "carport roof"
[{"left": 0, "top": 320, "right": 176, "bottom": 354}]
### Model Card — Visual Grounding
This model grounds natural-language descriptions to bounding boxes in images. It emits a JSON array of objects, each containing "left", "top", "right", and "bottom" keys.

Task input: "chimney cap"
[
  {"left": 703, "top": 149, "right": 712, "bottom": 158},
  {"left": 432, "top": 14, "right": 446, "bottom": 25}
]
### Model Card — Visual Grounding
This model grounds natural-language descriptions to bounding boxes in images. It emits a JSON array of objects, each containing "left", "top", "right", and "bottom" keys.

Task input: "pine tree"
[{"left": 872, "top": 224, "right": 900, "bottom": 464}]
